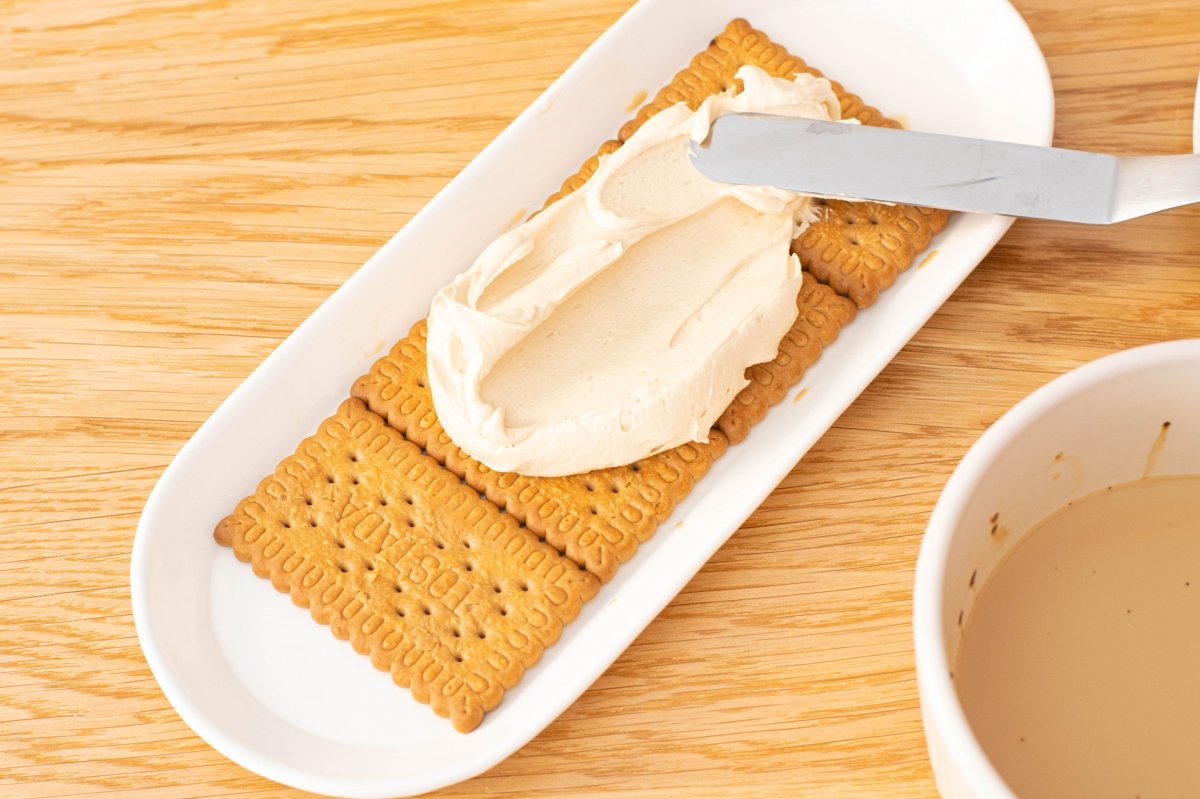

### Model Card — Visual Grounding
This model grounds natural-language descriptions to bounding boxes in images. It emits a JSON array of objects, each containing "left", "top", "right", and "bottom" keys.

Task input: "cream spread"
[{"left": 426, "top": 66, "right": 841, "bottom": 476}]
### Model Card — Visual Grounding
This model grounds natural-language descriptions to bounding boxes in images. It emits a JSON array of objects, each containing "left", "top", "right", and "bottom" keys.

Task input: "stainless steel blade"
[{"left": 688, "top": 115, "right": 1200, "bottom": 224}]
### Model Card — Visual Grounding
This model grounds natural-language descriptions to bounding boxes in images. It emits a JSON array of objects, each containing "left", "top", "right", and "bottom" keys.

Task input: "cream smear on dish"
[{"left": 426, "top": 66, "right": 840, "bottom": 476}]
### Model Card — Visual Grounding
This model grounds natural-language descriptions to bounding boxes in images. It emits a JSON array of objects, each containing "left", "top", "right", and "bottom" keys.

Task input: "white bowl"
[{"left": 913, "top": 339, "right": 1200, "bottom": 798}]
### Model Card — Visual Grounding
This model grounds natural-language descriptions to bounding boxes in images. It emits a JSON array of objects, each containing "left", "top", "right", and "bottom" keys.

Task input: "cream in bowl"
[{"left": 913, "top": 340, "right": 1200, "bottom": 799}]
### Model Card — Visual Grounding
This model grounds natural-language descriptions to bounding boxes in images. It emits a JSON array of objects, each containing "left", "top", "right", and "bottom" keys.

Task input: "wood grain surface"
[{"left": 2, "top": 1, "right": 1199, "bottom": 796}]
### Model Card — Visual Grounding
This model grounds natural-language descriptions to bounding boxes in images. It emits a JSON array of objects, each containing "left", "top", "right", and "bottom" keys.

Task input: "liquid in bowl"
[{"left": 955, "top": 474, "right": 1200, "bottom": 798}]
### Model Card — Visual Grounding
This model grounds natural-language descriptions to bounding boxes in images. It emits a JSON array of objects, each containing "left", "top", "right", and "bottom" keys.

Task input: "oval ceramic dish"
[{"left": 132, "top": 1, "right": 1054, "bottom": 796}]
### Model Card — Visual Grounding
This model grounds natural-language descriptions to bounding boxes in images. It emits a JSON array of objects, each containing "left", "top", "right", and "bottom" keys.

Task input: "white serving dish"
[
  {"left": 131, "top": 1, "right": 1053, "bottom": 796},
  {"left": 914, "top": 340, "right": 1200, "bottom": 798}
]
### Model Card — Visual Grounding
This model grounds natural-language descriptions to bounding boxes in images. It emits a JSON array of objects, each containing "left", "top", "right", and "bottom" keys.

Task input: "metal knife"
[{"left": 688, "top": 115, "right": 1200, "bottom": 224}]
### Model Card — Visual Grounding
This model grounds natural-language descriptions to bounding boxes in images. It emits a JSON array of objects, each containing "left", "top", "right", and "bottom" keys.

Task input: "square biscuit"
[{"left": 214, "top": 398, "right": 598, "bottom": 732}]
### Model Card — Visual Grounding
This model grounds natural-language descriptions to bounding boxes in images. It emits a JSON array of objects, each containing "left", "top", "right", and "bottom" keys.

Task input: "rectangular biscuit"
[
  {"left": 351, "top": 273, "right": 853, "bottom": 581},
  {"left": 544, "top": 18, "right": 951, "bottom": 308},
  {"left": 214, "top": 398, "right": 598, "bottom": 733}
]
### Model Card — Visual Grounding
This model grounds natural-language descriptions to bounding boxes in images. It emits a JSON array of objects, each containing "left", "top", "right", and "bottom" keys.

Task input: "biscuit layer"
[{"left": 215, "top": 399, "right": 598, "bottom": 733}]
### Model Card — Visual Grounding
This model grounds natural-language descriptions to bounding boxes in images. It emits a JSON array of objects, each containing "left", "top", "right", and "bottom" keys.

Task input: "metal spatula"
[{"left": 688, "top": 114, "right": 1200, "bottom": 224}]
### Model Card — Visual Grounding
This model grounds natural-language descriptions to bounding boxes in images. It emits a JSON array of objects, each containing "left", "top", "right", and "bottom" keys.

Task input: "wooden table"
[{"left": 3, "top": 1, "right": 1198, "bottom": 796}]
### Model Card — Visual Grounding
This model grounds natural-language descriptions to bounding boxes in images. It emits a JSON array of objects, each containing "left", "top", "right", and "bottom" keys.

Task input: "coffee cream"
[{"left": 425, "top": 67, "right": 841, "bottom": 476}]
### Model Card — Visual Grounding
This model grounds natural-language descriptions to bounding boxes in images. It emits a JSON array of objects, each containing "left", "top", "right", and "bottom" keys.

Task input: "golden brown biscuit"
[
  {"left": 215, "top": 399, "right": 598, "bottom": 733},
  {"left": 794, "top": 199, "right": 951, "bottom": 308}
]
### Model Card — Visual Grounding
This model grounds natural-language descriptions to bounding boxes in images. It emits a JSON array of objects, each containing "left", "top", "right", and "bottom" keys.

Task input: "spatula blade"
[{"left": 689, "top": 115, "right": 1119, "bottom": 224}]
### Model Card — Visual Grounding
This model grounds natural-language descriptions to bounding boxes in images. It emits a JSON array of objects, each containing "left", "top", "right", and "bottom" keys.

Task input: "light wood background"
[{"left": 3, "top": 1, "right": 1198, "bottom": 796}]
